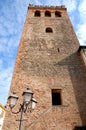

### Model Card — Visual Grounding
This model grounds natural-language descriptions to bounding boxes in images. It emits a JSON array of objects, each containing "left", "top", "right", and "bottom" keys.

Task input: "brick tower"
[{"left": 3, "top": 5, "right": 86, "bottom": 130}]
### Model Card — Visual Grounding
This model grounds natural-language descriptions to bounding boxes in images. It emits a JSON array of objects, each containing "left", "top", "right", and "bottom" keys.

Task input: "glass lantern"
[
  {"left": 8, "top": 93, "right": 18, "bottom": 108},
  {"left": 22, "top": 88, "right": 33, "bottom": 103}
]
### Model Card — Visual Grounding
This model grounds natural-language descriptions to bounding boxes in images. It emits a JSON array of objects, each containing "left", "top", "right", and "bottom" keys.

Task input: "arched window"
[
  {"left": 35, "top": 10, "right": 41, "bottom": 17},
  {"left": 45, "top": 11, "right": 51, "bottom": 17},
  {"left": 46, "top": 27, "right": 53, "bottom": 33},
  {"left": 55, "top": 11, "right": 61, "bottom": 17}
]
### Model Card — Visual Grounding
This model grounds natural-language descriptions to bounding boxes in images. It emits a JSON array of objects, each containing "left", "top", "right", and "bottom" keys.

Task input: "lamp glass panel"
[
  {"left": 9, "top": 96, "right": 18, "bottom": 108},
  {"left": 23, "top": 93, "right": 32, "bottom": 103},
  {"left": 32, "top": 98, "right": 37, "bottom": 109}
]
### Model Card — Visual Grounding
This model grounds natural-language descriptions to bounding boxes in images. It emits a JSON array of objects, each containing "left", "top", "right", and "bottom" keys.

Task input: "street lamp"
[{"left": 8, "top": 88, "right": 37, "bottom": 130}]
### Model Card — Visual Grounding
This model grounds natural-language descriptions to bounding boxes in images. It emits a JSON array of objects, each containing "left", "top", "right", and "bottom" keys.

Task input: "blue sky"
[{"left": 0, "top": 0, "right": 86, "bottom": 105}]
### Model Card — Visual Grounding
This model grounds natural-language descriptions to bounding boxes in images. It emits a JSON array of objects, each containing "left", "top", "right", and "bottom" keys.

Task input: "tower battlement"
[{"left": 28, "top": 4, "right": 66, "bottom": 10}]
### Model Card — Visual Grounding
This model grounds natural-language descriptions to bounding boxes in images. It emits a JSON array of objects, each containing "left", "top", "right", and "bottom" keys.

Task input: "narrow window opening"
[
  {"left": 45, "top": 11, "right": 51, "bottom": 17},
  {"left": 55, "top": 11, "right": 61, "bottom": 17},
  {"left": 35, "top": 10, "right": 40, "bottom": 17},
  {"left": 58, "top": 48, "right": 60, "bottom": 52},
  {"left": 52, "top": 89, "right": 62, "bottom": 106},
  {"left": 46, "top": 27, "right": 53, "bottom": 33}
]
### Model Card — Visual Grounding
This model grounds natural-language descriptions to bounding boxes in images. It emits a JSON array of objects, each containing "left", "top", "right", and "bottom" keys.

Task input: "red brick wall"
[{"left": 3, "top": 5, "right": 86, "bottom": 130}]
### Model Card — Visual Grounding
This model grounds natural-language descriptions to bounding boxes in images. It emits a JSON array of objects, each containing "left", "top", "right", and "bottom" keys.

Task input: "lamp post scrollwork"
[{"left": 8, "top": 88, "right": 37, "bottom": 130}]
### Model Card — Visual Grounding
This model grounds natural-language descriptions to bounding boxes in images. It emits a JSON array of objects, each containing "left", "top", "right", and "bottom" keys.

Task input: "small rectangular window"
[{"left": 52, "top": 89, "right": 62, "bottom": 106}]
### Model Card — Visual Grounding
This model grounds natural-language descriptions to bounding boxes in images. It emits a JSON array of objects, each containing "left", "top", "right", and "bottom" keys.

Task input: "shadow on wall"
[{"left": 57, "top": 52, "right": 86, "bottom": 125}]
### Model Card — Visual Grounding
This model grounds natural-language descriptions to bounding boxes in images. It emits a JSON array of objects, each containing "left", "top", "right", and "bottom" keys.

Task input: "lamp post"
[{"left": 8, "top": 88, "right": 37, "bottom": 130}]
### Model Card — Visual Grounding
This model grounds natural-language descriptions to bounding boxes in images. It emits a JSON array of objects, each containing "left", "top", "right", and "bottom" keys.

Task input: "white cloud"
[
  {"left": 0, "top": 36, "right": 18, "bottom": 55},
  {"left": 0, "top": 67, "right": 12, "bottom": 86},
  {"left": 77, "top": 24, "right": 86, "bottom": 45},
  {"left": 78, "top": 0, "right": 86, "bottom": 23},
  {"left": 76, "top": 0, "right": 86, "bottom": 45},
  {"left": 34, "top": 0, "right": 42, "bottom": 5},
  {"left": 44, "top": 0, "right": 60, "bottom": 6},
  {"left": 62, "top": 0, "right": 77, "bottom": 13},
  {"left": 0, "top": 67, "right": 13, "bottom": 105},
  {"left": 0, "top": 60, "right": 3, "bottom": 68}
]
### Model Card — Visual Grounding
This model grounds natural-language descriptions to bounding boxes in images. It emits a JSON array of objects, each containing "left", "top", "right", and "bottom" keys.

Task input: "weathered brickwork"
[{"left": 3, "top": 5, "right": 86, "bottom": 130}]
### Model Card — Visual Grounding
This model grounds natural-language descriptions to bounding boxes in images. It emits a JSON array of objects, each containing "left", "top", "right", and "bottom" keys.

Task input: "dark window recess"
[
  {"left": 52, "top": 89, "right": 62, "bottom": 105},
  {"left": 35, "top": 11, "right": 40, "bottom": 17},
  {"left": 55, "top": 11, "right": 61, "bottom": 17},
  {"left": 46, "top": 27, "right": 53, "bottom": 33},
  {"left": 58, "top": 48, "right": 60, "bottom": 52},
  {"left": 45, "top": 11, "right": 51, "bottom": 17},
  {"left": 74, "top": 126, "right": 86, "bottom": 130}
]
